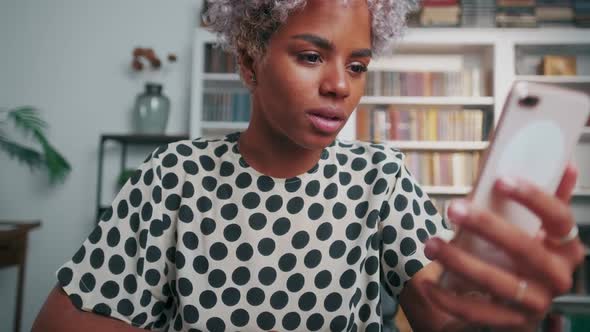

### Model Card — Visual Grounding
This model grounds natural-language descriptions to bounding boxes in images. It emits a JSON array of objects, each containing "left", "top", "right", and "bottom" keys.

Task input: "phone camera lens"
[{"left": 518, "top": 95, "right": 539, "bottom": 108}]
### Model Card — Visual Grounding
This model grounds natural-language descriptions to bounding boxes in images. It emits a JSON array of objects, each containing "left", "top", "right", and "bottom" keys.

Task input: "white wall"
[{"left": 0, "top": 1, "right": 203, "bottom": 330}]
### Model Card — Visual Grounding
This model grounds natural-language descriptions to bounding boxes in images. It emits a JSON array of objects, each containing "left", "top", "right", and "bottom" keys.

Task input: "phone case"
[{"left": 439, "top": 81, "right": 590, "bottom": 294}]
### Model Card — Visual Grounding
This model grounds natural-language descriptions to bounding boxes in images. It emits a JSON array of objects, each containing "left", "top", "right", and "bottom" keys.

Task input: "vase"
[{"left": 133, "top": 83, "right": 170, "bottom": 134}]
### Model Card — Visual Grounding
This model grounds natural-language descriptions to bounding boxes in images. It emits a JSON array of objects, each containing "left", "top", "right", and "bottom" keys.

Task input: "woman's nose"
[{"left": 319, "top": 62, "right": 350, "bottom": 99}]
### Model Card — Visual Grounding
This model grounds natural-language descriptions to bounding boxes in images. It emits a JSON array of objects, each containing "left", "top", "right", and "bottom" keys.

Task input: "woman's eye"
[
  {"left": 350, "top": 63, "right": 368, "bottom": 73},
  {"left": 299, "top": 53, "right": 322, "bottom": 63}
]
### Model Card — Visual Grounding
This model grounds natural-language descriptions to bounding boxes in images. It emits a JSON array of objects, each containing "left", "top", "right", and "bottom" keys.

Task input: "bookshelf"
[{"left": 189, "top": 26, "right": 590, "bottom": 213}]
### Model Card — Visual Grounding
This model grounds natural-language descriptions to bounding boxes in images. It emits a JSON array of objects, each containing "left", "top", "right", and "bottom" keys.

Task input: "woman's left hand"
[{"left": 423, "top": 163, "right": 586, "bottom": 331}]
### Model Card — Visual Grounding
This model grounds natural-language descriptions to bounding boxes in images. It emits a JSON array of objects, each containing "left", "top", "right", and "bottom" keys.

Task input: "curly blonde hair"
[{"left": 203, "top": 0, "right": 419, "bottom": 59}]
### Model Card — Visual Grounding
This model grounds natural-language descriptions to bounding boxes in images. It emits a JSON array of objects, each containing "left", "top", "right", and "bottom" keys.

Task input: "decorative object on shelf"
[
  {"left": 133, "top": 83, "right": 171, "bottom": 134},
  {"left": 0, "top": 106, "right": 71, "bottom": 184},
  {"left": 130, "top": 47, "right": 177, "bottom": 134},
  {"left": 541, "top": 55, "right": 577, "bottom": 75}
]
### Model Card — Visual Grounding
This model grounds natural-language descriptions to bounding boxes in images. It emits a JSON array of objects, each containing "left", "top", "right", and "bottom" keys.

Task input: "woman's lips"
[{"left": 305, "top": 107, "right": 346, "bottom": 134}]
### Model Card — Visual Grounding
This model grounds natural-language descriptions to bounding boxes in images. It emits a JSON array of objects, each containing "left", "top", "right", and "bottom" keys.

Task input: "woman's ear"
[{"left": 238, "top": 49, "right": 258, "bottom": 89}]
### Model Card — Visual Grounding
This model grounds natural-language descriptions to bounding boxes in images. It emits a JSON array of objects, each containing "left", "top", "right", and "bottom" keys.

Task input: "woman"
[{"left": 33, "top": 0, "right": 585, "bottom": 331}]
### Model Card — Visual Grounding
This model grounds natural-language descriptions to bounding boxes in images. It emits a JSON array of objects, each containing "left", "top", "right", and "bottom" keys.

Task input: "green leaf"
[{"left": 0, "top": 134, "right": 45, "bottom": 172}]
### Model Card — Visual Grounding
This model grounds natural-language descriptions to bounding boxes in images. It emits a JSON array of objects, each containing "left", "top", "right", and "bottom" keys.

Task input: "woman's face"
[{"left": 250, "top": 0, "right": 372, "bottom": 150}]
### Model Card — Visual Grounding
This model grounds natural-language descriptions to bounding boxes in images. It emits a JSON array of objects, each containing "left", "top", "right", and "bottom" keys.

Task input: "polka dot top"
[{"left": 56, "top": 132, "right": 452, "bottom": 331}]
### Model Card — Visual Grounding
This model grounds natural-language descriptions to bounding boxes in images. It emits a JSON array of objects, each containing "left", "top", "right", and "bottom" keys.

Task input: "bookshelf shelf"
[
  {"left": 359, "top": 96, "right": 495, "bottom": 106},
  {"left": 423, "top": 186, "right": 471, "bottom": 196},
  {"left": 202, "top": 121, "right": 249, "bottom": 130},
  {"left": 515, "top": 75, "right": 590, "bottom": 84},
  {"left": 203, "top": 73, "right": 240, "bottom": 81},
  {"left": 389, "top": 140, "right": 488, "bottom": 151}
]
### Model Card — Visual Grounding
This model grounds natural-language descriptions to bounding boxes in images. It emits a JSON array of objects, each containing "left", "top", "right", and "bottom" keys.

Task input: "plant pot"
[{"left": 133, "top": 83, "right": 170, "bottom": 134}]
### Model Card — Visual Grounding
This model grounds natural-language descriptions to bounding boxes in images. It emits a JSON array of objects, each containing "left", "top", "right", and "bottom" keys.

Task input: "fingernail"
[
  {"left": 424, "top": 238, "right": 439, "bottom": 259},
  {"left": 499, "top": 177, "right": 518, "bottom": 192},
  {"left": 448, "top": 200, "right": 468, "bottom": 223}
]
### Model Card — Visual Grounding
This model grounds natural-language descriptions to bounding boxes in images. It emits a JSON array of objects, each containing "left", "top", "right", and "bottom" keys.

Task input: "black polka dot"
[
  {"left": 279, "top": 253, "right": 297, "bottom": 272},
  {"left": 323, "top": 183, "right": 338, "bottom": 200},
  {"left": 258, "top": 238, "right": 276, "bottom": 256},
  {"left": 314, "top": 270, "right": 332, "bottom": 289},
  {"left": 90, "top": 248, "right": 104, "bottom": 269},
  {"left": 304, "top": 249, "right": 322, "bottom": 269},
  {"left": 329, "top": 240, "right": 346, "bottom": 259},
  {"left": 266, "top": 195, "right": 283, "bottom": 213},
  {"left": 347, "top": 185, "right": 364, "bottom": 200},
  {"left": 196, "top": 197, "right": 212, "bottom": 213},
  {"left": 182, "top": 160, "right": 198, "bottom": 175},
  {"left": 176, "top": 143, "right": 192, "bottom": 156},
  {"left": 339, "top": 269, "right": 357, "bottom": 289},
  {"left": 330, "top": 315, "right": 348, "bottom": 331},
  {"left": 400, "top": 237, "right": 417, "bottom": 256},
  {"left": 336, "top": 153, "right": 348, "bottom": 165},
  {"left": 231, "top": 309, "right": 249, "bottom": 327},
  {"left": 200, "top": 290, "right": 217, "bottom": 309},
  {"left": 401, "top": 213, "right": 415, "bottom": 230},
  {"left": 307, "top": 203, "right": 324, "bottom": 220},
  {"left": 129, "top": 189, "right": 142, "bottom": 207},
  {"left": 209, "top": 269, "right": 227, "bottom": 288},
  {"left": 257, "top": 312, "right": 276, "bottom": 330},
  {"left": 324, "top": 292, "right": 343, "bottom": 312},
  {"left": 202, "top": 176, "right": 217, "bottom": 192},
  {"left": 366, "top": 281, "right": 379, "bottom": 300},
  {"left": 123, "top": 274, "right": 137, "bottom": 294},
  {"left": 339, "top": 172, "right": 352, "bottom": 185},
  {"left": 285, "top": 178, "right": 302, "bottom": 192},
  {"left": 145, "top": 269, "right": 160, "bottom": 286},
  {"left": 346, "top": 223, "right": 362, "bottom": 241},
  {"left": 372, "top": 151, "right": 387, "bottom": 164},
  {"left": 282, "top": 312, "right": 301, "bottom": 331},
  {"left": 210, "top": 242, "right": 228, "bottom": 260},
  {"left": 291, "top": 231, "right": 310, "bottom": 249},
  {"left": 316, "top": 222, "right": 333, "bottom": 241},
  {"left": 247, "top": 287, "right": 265, "bottom": 306},
  {"left": 270, "top": 291, "right": 289, "bottom": 310},
  {"left": 199, "top": 155, "right": 215, "bottom": 171},
  {"left": 183, "top": 305, "right": 199, "bottom": 324},
  {"left": 224, "top": 224, "right": 242, "bottom": 242},
  {"left": 242, "top": 192, "right": 261, "bottom": 209},
  {"left": 100, "top": 280, "right": 119, "bottom": 299},
  {"left": 93, "top": 303, "right": 111, "bottom": 317},
  {"left": 72, "top": 245, "right": 86, "bottom": 264},
  {"left": 206, "top": 317, "right": 225, "bottom": 331},
  {"left": 236, "top": 243, "right": 253, "bottom": 261},
  {"left": 351, "top": 146, "right": 365, "bottom": 155},
  {"left": 351, "top": 157, "right": 367, "bottom": 171},
  {"left": 108, "top": 254, "right": 126, "bottom": 275},
  {"left": 57, "top": 267, "right": 73, "bottom": 287},
  {"left": 323, "top": 164, "right": 337, "bottom": 178},
  {"left": 287, "top": 197, "right": 304, "bottom": 214},
  {"left": 200, "top": 217, "right": 216, "bottom": 235},
  {"left": 287, "top": 273, "right": 305, "bottom": 292},
  {"left": 162, "top": 173, "right": 178, "bottom": 190},
  {"left": 305, "top": 180, "right": 320, "bottom": 197},
  {"left": 364, "top": 169, "right": 378, "bottom": 185},
  {"left": 424, "top": 200, "right": 438, "bottom": 216},
  {"left": 259, "top": 266, "right": 277, "bottom": 285},
  {"left": 220, "top": 203, "right": 238, "bottom": 220},
  {"left": 214, "top": 144, "right": 228, "bottom": 157},
  {"left": 146, "top": 246, "right": 161, "bottom": 263},
  {"left": 248, "top": 213, "right": 267, "bottom": 230},
  {"left": 298, "top": 292, "right": 317, "bottom": 311},
  {"left": 347, "top": 246, "right": 362, "bottom": 265},
  {"left": 232, "top": 266, "right": 250, "bottom": 285},
  {"left": 162, "top": 153, "right": 178, "bottom": 168},
  {"left": 426, "top": 219, "right": 437, "bottom": 235},
  {"left": 178, "top": 205, "right": 194, "bottom": 223},
  {"left": 178, "top": 277, "right": 193, "bottom": 296},
  {"left": 216, "top": 183, "right": 233, "bottom": 200},
  {"left": 117, "top": 298, "right": 134, "bottom": 316},
  {"left": 355, "top": 201, "right": 369, "bottom": 218},
  {"left": 365, "top": 256, "right": 379, "bottom": 275},
  {"left": 383, "top": 162, "right": 400, "bottom": 174},
  {"left": 384, "top": 249, "right": 398, "bottom": 268},
  {"left": 405, "top": 259, "right": 424, "bottom": 277},
  {"left": 332, "top": 202, "right": 347, "bottom": 219},
  {"left": 219, "top": 161, "right": 235, "bottom": 177},
  {"left": 257, "top": 176, "right": 275, "bottom": 192},
  {"left": 272, "top": 217, "right": 291, "bottom": 236},
  {"left": 235, "top": 172, "right": 252, "bottom": 189},
  {"left": 306, "top": 313, "right": 325, "bottom": 331},
  {"left": 221, "top": 287, "right": 240, "bottom": 306}
]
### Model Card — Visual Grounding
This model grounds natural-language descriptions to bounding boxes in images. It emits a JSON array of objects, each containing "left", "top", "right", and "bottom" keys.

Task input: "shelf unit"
[{"left": 190, "top": 27, "right": 590, "bottom": 199}]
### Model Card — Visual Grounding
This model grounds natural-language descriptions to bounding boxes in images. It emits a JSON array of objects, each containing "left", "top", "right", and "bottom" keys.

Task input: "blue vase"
[{"left": 133, "top": 83, "right": 170, "bottom": 134}]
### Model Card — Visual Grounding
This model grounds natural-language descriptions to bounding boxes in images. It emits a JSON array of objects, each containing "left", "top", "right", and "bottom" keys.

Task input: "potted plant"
[{"left": 0, "top": 106, "right": 71, "bottom": 184}]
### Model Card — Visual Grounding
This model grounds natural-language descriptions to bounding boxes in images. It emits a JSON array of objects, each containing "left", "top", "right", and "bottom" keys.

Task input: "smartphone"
[{"left": 439, "top": 81, "right": 590, "bottom": 294}]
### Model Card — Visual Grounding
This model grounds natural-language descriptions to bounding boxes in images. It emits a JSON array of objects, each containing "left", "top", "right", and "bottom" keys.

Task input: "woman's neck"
[{"left": 238, "top": 112, "right": 324, "bottom": 179}]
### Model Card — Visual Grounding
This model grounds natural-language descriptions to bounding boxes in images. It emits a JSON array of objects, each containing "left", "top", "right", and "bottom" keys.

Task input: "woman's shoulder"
[{"left": 330, "top": 138, "right": 406, "bottom": 173}]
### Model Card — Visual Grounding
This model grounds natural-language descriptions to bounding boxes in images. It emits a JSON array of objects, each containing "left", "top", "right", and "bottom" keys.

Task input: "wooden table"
[{"left": 0, "top": 220, "right": 41, "bottom": 332}]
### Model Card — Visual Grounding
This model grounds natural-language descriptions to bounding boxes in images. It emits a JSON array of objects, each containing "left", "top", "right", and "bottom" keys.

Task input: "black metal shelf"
[{"left": 95, "top": 133, "right": 189, "bottom": 222}]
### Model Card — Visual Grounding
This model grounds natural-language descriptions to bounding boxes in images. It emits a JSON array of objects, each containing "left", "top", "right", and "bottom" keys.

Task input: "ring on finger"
[
  {"left": 549, "top": 224, "right": 579, "bottom": 246},
  {"left": 515, "top": 280, "right": 528, "bottom": 303}
]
